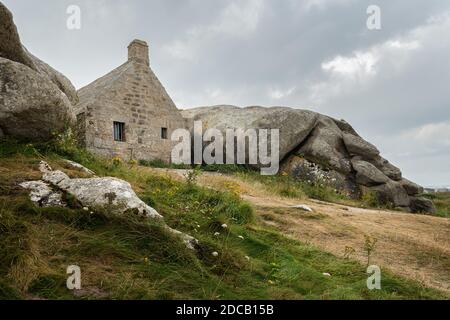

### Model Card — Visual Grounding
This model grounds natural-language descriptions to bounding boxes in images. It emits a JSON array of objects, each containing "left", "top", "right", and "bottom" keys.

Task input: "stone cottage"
[{"left": 75, "top": 39, "right": 186, "bottom": 162}]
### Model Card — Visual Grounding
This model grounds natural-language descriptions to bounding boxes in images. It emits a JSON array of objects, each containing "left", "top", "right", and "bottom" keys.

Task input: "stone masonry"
[{"left": 75, "top": 40, "right": 187, "bottom": 162}]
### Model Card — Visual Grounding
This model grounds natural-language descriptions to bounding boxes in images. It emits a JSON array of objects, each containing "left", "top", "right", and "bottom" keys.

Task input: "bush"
[
  {"left": 139, "top": 159, "right": 191, "bottom": 170},
  {"left": 361, "top": 190, "right": 381, "bottom": 208}
]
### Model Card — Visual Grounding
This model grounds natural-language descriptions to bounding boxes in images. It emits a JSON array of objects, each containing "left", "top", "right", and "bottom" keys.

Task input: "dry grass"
[
  {"left": 144, "top": 168, "right": 450, "bottom": 294},
  {"left": 1, "top": 143, "right": 447, "bottom": 299}
]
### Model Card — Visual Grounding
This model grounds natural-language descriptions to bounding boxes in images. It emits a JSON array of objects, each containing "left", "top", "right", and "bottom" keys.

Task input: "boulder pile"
[{"left": 182, "top": 105, "right": 435, "bottom": 214}]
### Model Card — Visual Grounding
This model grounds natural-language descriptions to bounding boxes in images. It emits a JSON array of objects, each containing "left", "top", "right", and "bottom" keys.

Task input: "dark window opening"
[
  {"left": 161, "top": 127, "right": 168, "bottom": 140},
  {"left": 114, "top": 122, "right": 125, "bottom": 142}
]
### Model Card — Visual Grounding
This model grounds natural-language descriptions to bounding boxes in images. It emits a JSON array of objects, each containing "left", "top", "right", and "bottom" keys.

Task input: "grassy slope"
[
  {"left": 422, "top": 193, "right": 450, "bottom": 218},
  {"left": 0, "top": 140, "right": 447, "bottom": 300}
]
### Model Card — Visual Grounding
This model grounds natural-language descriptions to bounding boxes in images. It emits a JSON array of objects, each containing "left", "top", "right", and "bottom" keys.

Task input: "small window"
[
  {"left": 161, "top": 127, "right": 168, "bottom": 140},
  {"left": 114, "top": 122, "right": 125, "bottom": 142}
]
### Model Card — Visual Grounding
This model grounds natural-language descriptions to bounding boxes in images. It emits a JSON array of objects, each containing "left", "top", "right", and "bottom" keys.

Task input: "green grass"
[
  {"left": 0, "top": 138, "right": 448, "bottom": 300},
  {"left": 422, "top": 193, "right": 450, "bottom": 218}
]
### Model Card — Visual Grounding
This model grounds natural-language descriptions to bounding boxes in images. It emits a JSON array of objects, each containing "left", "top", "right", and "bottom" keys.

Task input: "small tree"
[{"left": 364, "top": 235, "right": 378, "bottom": 266}]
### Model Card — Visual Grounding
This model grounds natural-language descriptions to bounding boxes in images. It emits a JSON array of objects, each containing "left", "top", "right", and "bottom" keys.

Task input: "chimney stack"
[{"left": 128, "top": 39, "right": 149, "bottom": 66}]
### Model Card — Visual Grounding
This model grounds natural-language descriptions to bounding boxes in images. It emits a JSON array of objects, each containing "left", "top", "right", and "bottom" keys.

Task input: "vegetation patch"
[{"left": 0, "top": 139, "right": 448, "bottom": 300}]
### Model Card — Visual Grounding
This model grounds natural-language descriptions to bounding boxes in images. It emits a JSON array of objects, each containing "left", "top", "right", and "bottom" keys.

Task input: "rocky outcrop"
[
  {"left": 400, "top": 178, "right": 424, "bottom": 196},
  {"left": 26, "top": 50, "right": 79, "bottom": 105},
  {"left": 351, "top": 159, "right": 389, "bottom": 187},
  {"left": 20, "top": 161, "right": 198, "bottom": 249},
  {"left": 182, "top": 105, "right": 318, "bottom": 162},
  {"left": 19, "top": 180, "right": 65, "bottom": 207},
  {"left": 62, "top": 159, "right": 96, "bottom": 176},
  {"left": 43, "top": 170, "right": 163, "bottom": 219},
  {"left": 410, "top": 197, "right": 436, "bottom": 214},
  {"left": 0, "top": 58, "right": 75, "bottom": 140},
  {"left": 298, "top": 116, "right": 352, "bottom": 175},
  {"left": 342, "top": 132, "right": 380, "bottom": 159},
  {"left": 0, "top": 2, "right": 35, "bottom": 69},
  {"left": 183, "top": 105, "right": 435, "bottom": 213},
  {"left": 0, "top": 2, "right": 77, "bottom": 140}
]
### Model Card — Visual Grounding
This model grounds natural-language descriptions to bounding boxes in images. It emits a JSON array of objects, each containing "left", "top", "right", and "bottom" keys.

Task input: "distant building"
[
  {"left": 75, "top": 39, "right": 187, "bottom": 162},
  {"left": 424, "top": 187, "right": 449, "bottom": 194}
]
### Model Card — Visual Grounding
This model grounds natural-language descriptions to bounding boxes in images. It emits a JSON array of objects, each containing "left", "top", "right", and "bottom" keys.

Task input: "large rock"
[
  {"left": 410, "top": 197, "right": 436, "bottom": 214},
  {"left": 370, "top": 156, "right": 402, "bottom": 181},
  {"left": 281, "top": 155, "right": 360, "bottom": 198},
  {"left": 0, "top": 1, "right": 78, "bottom": 140},
  {"left": 184, "top": 105, "right": 433, "bottom": 213},
  {"left": 42, "top": 169, "right": 162, "bottom": 219},
  {"left": 343, "top": 132, "right": 380, "bottom": 159},
  {"left": 0, "top": 58, "right": 75, "bottom": 140},
  {"left": 26, "top": 50, "right": 79, "bottom": 105},
  {"left": 333, "top": 119, "right": 359, "bottom": 136},
  {"left": 297, "top": 115, "right": 352, "bottom": 174},
  {"left": 400, "top": 178, "right": 424, "bottom": 196},
  {"left": 19, "top": 180, "right": 65, "bottom": 207},
  {"left": 369, "top": 181, "right": 411, "bottom": 208},
  {"left": 351, "top": 158, "right": 389, "bottom": 187},
  {"left": 182, "top": 105, "right": 319, "bottom": 163},
  {"left": 20, "top": 161, "right": 198, "bottom": 250},
  {"left": 0, "top": 2, "right": 35, "bottom": 69}
]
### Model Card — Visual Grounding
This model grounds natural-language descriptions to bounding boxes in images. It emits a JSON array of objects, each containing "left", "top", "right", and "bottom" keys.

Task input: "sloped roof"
[
  {"left": 75, "top": 61, "right": 133, "bottom": 113},
  {"left": 75, "top": 56, "right": 181, "bottom": 117}
]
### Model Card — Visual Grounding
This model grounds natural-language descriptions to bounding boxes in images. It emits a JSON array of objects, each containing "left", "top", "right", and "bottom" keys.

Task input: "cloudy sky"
[{"left": 3, "top": 0, "right": 449, "bottom": 186}]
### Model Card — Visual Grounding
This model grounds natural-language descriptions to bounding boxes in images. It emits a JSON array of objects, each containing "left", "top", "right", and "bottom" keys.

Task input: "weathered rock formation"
[
  {"left": 20, "top": 161, "right": 198, "bottom": 249},
  {"left": 0, "top": 2, "right": 77, "bottom": 140},
  {"left": 182, "top": 105, "right": 435, "bottom": 214}
]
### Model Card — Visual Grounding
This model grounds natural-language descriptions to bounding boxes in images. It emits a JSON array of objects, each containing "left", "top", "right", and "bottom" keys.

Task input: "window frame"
[
  {"left": 161, "top": 127, "right": 168, "bottom": 140},
  {"left": 113, "top": 121, "right": 126, "bottom": 142}
]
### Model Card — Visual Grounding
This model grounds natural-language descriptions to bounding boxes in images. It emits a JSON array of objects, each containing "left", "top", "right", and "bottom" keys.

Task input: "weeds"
[
  {"left": 364, "top": 235, "right": 378, "bottom": 267},
  {"left": 184, "top": 167, "right": 201, "bottom": 187}
]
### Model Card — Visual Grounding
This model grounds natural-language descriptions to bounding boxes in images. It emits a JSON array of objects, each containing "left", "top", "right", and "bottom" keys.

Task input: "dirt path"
[{"left": 143, "top": 167, "right": 450, "bottom": 294}]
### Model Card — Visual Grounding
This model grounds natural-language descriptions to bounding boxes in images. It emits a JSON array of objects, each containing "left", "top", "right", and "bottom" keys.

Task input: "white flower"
[
  {"left": 83, "top": 207, "right": 89, "bottom": 211},
  {"left": 214, "top": 232, "right": 221, "bottom": 237},
  {"left": 221, "top": 224, "right": 228, "bottom": 229},
  {"left": 212, "top": 252, "right": 219, "bottom": 257}
]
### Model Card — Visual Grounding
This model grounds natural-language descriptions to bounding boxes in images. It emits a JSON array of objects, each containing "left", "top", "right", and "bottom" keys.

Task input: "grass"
[
  {"left": 0, "top": 138, "right": 448, "bottom": 300},
  {"left": 422, "top": 193, "right": 450, "bottom": 218},
  {"left": 234, "top": 170, "right": 362, "bottom": 206}
]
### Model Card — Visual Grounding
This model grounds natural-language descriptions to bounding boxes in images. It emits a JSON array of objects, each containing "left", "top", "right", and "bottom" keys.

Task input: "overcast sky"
[{"left": 3, "top": 0, "right": 449, "bottom": 186}]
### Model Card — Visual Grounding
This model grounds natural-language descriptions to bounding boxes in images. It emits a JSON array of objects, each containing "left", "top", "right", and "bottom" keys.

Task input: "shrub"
[{"left": 361, "top": 190, "right": 381, "bottom": 208}]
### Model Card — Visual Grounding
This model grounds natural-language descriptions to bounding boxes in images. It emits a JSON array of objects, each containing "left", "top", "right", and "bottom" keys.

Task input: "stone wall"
[{"left": 77, "top": 54, "right": 186, "bottom": 163}]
